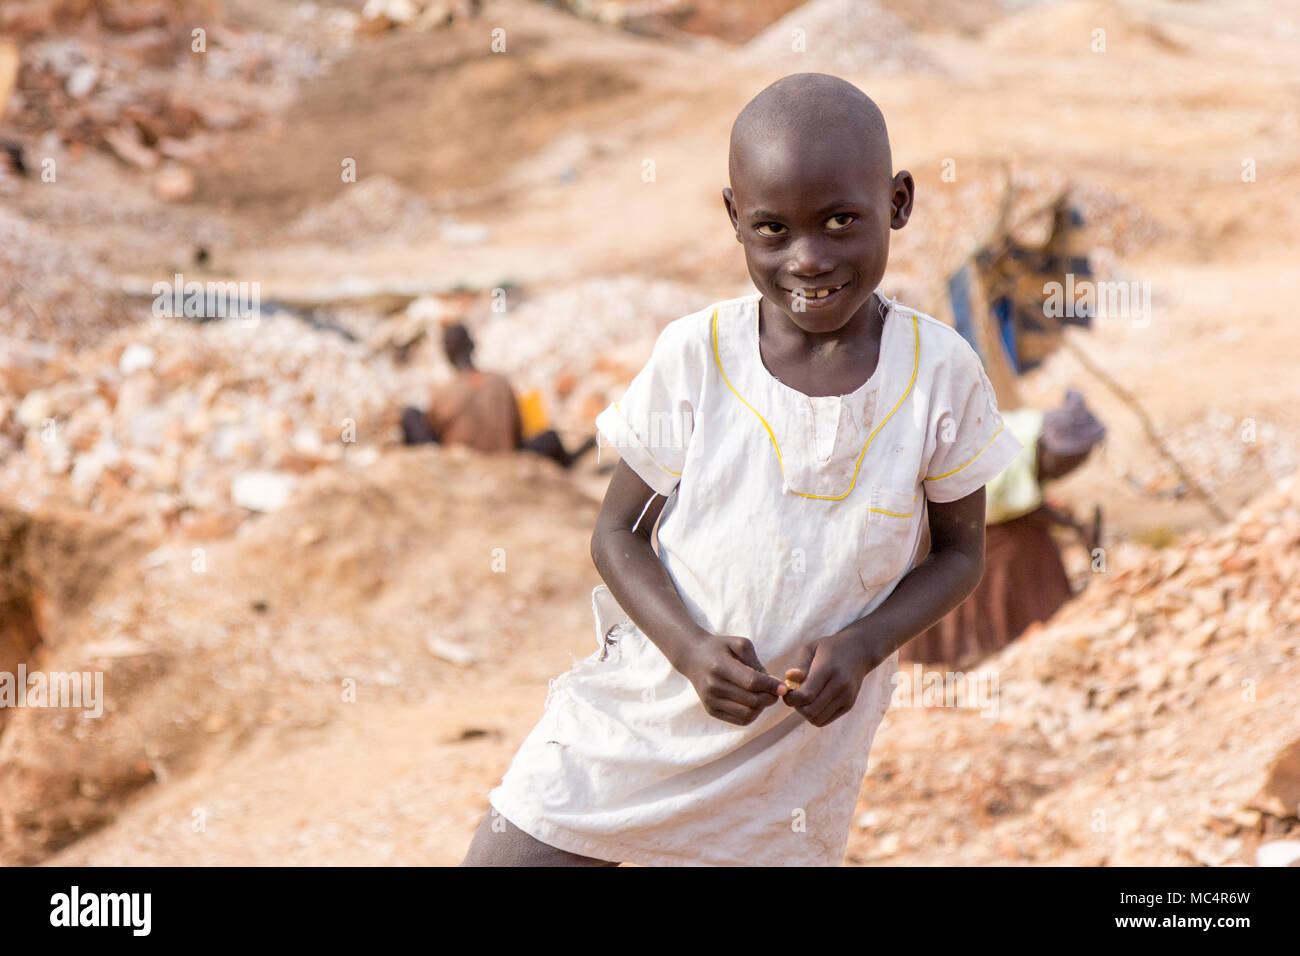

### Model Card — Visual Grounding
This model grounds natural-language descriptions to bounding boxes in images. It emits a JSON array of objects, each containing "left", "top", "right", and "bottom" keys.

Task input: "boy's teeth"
[{"left": 802, "top": 284, "right": 842, "bottom": 299}]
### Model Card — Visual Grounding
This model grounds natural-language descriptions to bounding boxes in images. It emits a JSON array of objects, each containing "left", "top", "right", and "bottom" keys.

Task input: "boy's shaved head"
[
  {"left": 729, "top": 73, "right": 892, "bottom": 188},
  {"left": 722, "top": 73, "right": 913, "bottom": 340}
]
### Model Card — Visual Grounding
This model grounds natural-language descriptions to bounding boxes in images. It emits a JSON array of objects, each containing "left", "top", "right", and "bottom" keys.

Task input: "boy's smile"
[{"left": 722, "top": 74, "right": 915, "bottom": 349}]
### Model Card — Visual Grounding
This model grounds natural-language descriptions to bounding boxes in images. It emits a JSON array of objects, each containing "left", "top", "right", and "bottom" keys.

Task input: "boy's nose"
[{"left": 785, "top": 237, "right": 835, "bottom": 278}]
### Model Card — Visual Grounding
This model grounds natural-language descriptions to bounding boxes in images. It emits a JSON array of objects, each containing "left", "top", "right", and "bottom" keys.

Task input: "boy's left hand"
[{"left": 781, "top": 632, "right": 882, "bottom": 727}]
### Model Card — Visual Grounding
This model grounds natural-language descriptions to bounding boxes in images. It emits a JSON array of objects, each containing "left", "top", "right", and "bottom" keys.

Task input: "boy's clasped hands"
[{"left": 675, "top": 630, "right": 881, "bottom": 728}]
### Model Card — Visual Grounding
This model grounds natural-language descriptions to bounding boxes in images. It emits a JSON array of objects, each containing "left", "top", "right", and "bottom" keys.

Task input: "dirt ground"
[{"left": 2, "top": 0, "right": 1299, "bottom": 865}]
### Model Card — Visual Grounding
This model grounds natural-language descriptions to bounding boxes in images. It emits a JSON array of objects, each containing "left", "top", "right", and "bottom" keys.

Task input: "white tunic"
[{"left": 488, "top": 292, "right": 1022, "bottom": 866}]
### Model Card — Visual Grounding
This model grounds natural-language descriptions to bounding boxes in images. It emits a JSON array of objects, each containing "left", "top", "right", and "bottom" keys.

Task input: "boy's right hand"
[{"left": 675, "top": 634, "right": 786, "bottom": 726}]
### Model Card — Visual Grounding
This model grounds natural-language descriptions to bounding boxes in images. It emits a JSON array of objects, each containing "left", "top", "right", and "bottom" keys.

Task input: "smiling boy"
[{"left": 462, "top": 73, "right": 1022, "bottom": 866}]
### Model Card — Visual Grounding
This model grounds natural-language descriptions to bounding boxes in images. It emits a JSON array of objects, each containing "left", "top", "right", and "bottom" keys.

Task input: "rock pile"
[
  {"left": 359, "top": 0, "right": 482, "bottom": 33},
  {"left": 0, "top": 276, "right": 708, "bottom": 532},
  {"left": 990, "top": 472, "right": 1300, "bottom": 753},
  {"left": 0, "top": 312, "right": 420, "bottom": 529},
  {"left": 1, "top": 0, "right": 330, "bottom": 191},
  {"left": 856, "top": 467, "right": 1300, "bottom": 865},
  {"left": 742, "top": 0, "right": 941, "bottom": 75},
  {"left": 468, "top": 275, "right": 712, "bottom": 430},
  {"left": 284, "top": 175, "right": 436, "bottom": 246}
]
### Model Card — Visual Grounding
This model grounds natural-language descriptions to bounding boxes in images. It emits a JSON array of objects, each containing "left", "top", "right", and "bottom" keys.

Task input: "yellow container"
[{"left": 517, "top": 388, "right": 550, "bottom": 439}]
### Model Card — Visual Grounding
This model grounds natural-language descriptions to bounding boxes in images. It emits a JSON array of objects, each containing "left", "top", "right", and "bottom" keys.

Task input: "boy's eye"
[
  {"left": 755, "top": 222, "right": 787, "bottom": 237},
  {"left": 826, "top": 214, "right": 856, "bottom": 230}
]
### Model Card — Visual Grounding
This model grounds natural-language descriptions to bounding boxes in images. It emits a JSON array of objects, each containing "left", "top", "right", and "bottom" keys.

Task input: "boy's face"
[{"left": 722, "top": 130, "right": 914, "bottom": 335}]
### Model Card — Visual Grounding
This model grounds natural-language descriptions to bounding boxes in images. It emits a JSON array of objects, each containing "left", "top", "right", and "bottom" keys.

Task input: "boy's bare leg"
[{"left": 460, "top": 808, "right": 620, "bottom": 867}]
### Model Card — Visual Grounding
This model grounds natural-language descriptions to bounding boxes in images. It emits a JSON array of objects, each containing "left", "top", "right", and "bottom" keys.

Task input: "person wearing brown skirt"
[{"left": 902, "top": 390, "right": 1105, "bottom": 667}]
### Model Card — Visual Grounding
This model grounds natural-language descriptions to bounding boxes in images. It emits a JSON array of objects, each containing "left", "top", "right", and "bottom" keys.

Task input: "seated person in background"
[
  {"left": 902, "top": 388, "right": 1105, "bottom": 667},
  {"left": 400, "top": 323, "right": 596, "bottom": 469}
]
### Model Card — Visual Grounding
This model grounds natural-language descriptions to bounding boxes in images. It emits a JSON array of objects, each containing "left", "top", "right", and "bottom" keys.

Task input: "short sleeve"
[
  {"left": 921, "top": 335, "right": 1023, "bottom": 503},
  {"left": 594, "top": 316, "right": 705, "bottom": 497}
]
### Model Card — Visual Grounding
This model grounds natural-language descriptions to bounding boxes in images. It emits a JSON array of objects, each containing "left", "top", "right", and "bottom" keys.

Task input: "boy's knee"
[
  {"left": 460, "top": 808, "right": 507, "bottom": 865},
  {"left": 461, "top": 807, "right": 618, "bottom": 866}
]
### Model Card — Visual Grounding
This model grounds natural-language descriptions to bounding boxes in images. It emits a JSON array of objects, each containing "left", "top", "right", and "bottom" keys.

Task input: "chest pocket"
[{"left": 859, "top": 487, "right": 920, "bottom": 590}]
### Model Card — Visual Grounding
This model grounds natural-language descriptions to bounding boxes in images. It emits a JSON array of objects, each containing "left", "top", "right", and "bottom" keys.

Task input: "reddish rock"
[{"left": 1248, "top": 738, "right": 1300, "bottom": 820}]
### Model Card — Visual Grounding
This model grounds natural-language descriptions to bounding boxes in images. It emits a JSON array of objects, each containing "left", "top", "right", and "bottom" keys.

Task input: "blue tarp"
[{"left": 948, "top": 263, "right": 1019, "bottom": 374}]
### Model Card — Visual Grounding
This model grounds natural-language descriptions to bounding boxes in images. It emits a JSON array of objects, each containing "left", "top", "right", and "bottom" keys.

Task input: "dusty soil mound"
[
  {"left": 984, "top": 0, "right": 1190, "bottom": 59},
  {"left": 742, "top": 0, "right": 941, "bottom": 74},
  {"left": 195, "top": 5, "right": 643, "bottom": 227},
  {"left": 35, "top": 456, "right": 1300, "bottom": 866},
  {"left": 0, "top": 209, "right": 133, "bottom": 349},
  {"left": 0, "top": 445, "right": 599, "bottom": 864},
  {"left": 284, "top": 174, "right": 436, "bottom": 246},
  {"left": 875, "top": 0, "right": 1017, "bottom": 36},
  {"left": 0, "top": 498, "right": 148, "bottom": 855},
  {"left": 0, "top": 509, "right": 44, "bottom": 738}
]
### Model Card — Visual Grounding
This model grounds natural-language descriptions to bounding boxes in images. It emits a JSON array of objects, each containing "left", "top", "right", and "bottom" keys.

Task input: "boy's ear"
[
  {"left": 722, "top": 187, "right": 742, "bottom": 240},
  {"left": 889, "top": 171, "right": 916, "bottom": 229}
]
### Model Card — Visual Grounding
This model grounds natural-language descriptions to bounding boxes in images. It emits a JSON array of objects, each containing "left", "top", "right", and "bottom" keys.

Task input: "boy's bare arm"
[
  {"left": 591, "top": 460, "right": 785, "bottom": 724},
  {"left": 782, "top": 488, "right": 987, "bottom": 726},
  {"left": 849, "top": 487, "right": 987, "bottom": 660},
  {"left": 589, "top": 461, "right": 698, "bottom": 662}
]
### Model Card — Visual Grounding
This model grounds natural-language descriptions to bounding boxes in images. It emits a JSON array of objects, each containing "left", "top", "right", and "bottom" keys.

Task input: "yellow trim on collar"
[{"left": 711, "top": 306, "right": 920, "bottom": 501}]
